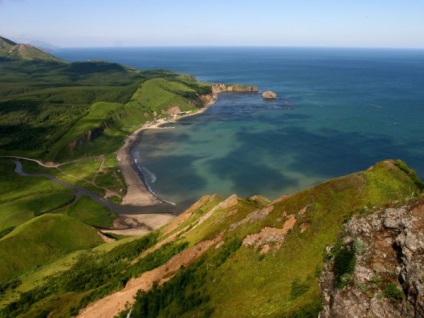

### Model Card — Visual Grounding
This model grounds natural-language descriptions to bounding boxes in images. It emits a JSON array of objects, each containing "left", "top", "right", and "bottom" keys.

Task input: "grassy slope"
[
  {"left": 0, "top": 214, "right": 103, "bottom": 282},
  {"left": 0, "top": 58, "right": 211, "bottom": 160},
  {"left": 0, "top": 59, "right": 144, "bottom": 158},
  {"left": 47, "top": 76, "right": 210, "bottom": 161},
  {"left": 64, "top": 195, "right": 116, "bottom": 227},
  {"left": 0, "top": 236, "right": 140, "bottom": 309},
  {"left": 0, "top": 160, "right": 421, "bottom": 317},
  {"left": 0, "top": 159, "right": 75, "bottom": 231},
  {"left": 0, "top": 37, "right": 62, "bottom": 62},
  {"left": 127, "top": 160, "right": 422, "bottom": 318}
]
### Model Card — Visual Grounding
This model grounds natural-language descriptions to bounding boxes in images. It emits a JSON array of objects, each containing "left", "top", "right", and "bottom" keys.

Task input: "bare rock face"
[
  {"left": 212, "top": 84, "right": 258, "bottom": 94},
  {"left": 262, "top": 91, "right": 277, "bottom": 99},
  {"left": 319, "top": 200, "right": 424, "bottom": 318}
]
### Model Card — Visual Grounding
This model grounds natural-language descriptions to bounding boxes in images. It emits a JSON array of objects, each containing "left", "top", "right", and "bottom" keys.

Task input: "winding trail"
[
  {"left": 11, "top": 160, "right": 175, "bottom": 215},
  {"left": 0, "top": 155, "right": 62, "bottom": 168}
]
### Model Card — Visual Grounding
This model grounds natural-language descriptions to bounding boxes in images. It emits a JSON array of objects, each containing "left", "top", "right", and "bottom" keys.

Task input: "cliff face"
[
  {"left": 211, "top": 83, "right": 258, "bottom": 94},
  {"left": 68, "top": 120, "right": 112, "bottom": 153},
  {"left": 320, "top": 199, "right": 424, "bottom": 317}
]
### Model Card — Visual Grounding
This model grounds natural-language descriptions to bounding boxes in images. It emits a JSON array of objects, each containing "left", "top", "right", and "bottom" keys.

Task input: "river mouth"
[{"left": 13, "top": 160, "right": 177, "bottom": 216}]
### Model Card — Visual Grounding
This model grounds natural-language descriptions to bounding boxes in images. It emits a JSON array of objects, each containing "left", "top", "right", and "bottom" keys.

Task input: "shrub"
[
  {"left": 384, "top": 283, "right": 403, "bottom": 300},
  {"left": 333, "top": 243, "right": 356, "bottom": 288},
  {"left": 213, "top": 237, "right": 242, "bottom": 267},
  {"left": 0, "top": 226, "right": 15, "bottom": 239}
]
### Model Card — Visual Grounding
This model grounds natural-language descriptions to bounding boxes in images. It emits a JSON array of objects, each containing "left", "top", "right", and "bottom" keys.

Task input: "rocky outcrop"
[
  {"left": 69, "top": 120, "right": 112, "bottom": 152},
  {"left": 161, "top": 105, "right": 181, "bottom": 116},
  {"left": 198, "top": 93, "right": 215, "bottom": 106},
  {"left": 320, "top": 199, "right": 424, "bottom": 317},
  {"left": 212, "top": 83, "right": 258, "bottom": 94},
  {"left": 194, "top": 84, "right": 258, "bottom": 109},
  {"left": 262, "top": 91, "right": 277, "bottom": 99}
]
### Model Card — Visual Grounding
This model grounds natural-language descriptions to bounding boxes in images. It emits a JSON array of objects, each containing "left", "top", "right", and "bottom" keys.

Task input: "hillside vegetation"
[
  {"left": 0, "top": 57, "right": 211, "bottom": 160},
  {"left": 0, "top": 160, "right": 422, "bottom": 317},
  {"left": 0, "top": 159, "right": 74, "bottom": 232},
  {"left": 0, "top": 214, "right": 103, "bottom": 283},
  {"left": 0, "top": 37, "right": 216, "bottom": 317},
  {"left": 0, "top": 36, "right": 62, "bottom": 62}
]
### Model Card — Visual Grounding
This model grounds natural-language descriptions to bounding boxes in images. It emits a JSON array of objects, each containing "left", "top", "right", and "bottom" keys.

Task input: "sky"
[{"left": 1, "top": 0, "right": 424, "bottom": 48}]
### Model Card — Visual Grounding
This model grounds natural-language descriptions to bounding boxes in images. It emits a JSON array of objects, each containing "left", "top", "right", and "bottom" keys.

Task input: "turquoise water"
[{"left": 56, "top": 47, "right": 424, "bottom": 210}]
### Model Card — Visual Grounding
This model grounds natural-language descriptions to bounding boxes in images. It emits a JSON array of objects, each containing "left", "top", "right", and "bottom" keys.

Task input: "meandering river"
[{"left": 13, "top": 160, "right": 176, "bottom": 215}]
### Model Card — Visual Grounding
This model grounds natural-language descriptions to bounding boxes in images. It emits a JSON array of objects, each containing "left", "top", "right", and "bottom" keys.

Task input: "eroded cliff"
[{"left": 320, "top": 199, "right": 424, "bottom": 317}]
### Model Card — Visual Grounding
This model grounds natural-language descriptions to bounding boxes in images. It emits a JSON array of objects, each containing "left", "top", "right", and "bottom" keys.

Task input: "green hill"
[
  {"left": 127, "top": 159, "right": 420, "bottom": 318},
  {"left": 0, "top": 36, "right": 62, "bottom": 62},
  {"left": 0, "top": 214, "right": 103, "bottom": 283},
  {"left": 0, "top": 37, "right": 212, "bottom": 160},
  {"left": 1, "top": 160, "right": 422, "bottom": 318}
]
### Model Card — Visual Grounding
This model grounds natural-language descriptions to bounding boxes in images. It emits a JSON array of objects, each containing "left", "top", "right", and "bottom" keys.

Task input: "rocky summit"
[{"left": 320, "top": 199, "right": 424, "bottom": 317}]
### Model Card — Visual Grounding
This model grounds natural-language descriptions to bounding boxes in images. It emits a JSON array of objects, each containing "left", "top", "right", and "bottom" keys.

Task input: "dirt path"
[
  {"left": 78, "top": 236, "right": 221, "bottom": 318},
  {"left": 0, "top": 155, "right": 61, "bottom": 168}
]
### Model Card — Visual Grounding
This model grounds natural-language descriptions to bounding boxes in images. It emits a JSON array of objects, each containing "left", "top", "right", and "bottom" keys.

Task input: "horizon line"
[{"left": 51, "top": 45, "right": 424, "bottom": 51}]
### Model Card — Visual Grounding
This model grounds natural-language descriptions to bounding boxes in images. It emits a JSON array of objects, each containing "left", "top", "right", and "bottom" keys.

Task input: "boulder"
[{"left": 262, "top": 91, "right": 277, "bottom": 100}]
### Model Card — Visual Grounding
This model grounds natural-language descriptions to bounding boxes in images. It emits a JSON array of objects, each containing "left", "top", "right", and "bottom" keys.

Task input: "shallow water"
[{"left": 56, "top": 47, "right": 424, "bottom": 211}]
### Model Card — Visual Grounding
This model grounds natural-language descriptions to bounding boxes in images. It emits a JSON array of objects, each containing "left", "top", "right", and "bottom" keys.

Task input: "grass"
[
  {"left": 0, "top": 214, "right": 103, "bottom": 283},
  {"left": 47, "top": 102, "right": 124, "bottom": 160},
  {"left": 0, "top": 159, "right": 75, "bottom": 231},
  {"left": 0, "top": 192, "right": 75, "bottom": 231},
  {"left": 0, "top": 233, "right": 161, "bottom": 317},
  {"left": 0, "top": 58, "right": 211, "bottom": 161},
  {"left": 64, "top": 195, "right": 116, "bottom": 227},
  {"left": 0, "top": 160, "right": 421, "bottom": 317},
  {"left": 125, "top": 160, "right": 421, "bottom": 318},
  {"left": 0, "top": 159, "right": 71, "bottom": 203}
]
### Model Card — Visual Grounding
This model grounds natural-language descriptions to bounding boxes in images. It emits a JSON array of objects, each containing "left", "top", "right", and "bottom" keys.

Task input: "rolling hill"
[{"left": 0, "top": 36, "right": 62, "bottom": 62}]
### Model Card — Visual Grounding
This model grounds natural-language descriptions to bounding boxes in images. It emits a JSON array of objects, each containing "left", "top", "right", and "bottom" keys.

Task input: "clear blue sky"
[{"left": 1, "top": 0, "right": 423, "bottom": 48}]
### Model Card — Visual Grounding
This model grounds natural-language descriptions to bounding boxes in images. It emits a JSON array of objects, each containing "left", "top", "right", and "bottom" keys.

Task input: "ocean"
[{"left": 55, "top": 47, "right": 424, "bottom": 210}]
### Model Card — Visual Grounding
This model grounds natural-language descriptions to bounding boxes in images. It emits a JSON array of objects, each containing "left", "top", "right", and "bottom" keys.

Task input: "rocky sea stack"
[{"left": 262, "top": 90, "right": 277, "bottom": 99}]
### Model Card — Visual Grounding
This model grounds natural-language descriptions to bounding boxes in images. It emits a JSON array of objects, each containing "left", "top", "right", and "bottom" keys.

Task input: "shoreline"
[{"left": 117, "top": 92, "right": 219, "bottom": 209}]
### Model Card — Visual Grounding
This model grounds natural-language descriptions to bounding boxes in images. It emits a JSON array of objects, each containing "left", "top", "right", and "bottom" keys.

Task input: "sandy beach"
[
  {"left": 103, "top": 213, "right": 176, "bottom": 236},
  {"left": 117, "top": 94, "right": 218, "bottom": 208}
]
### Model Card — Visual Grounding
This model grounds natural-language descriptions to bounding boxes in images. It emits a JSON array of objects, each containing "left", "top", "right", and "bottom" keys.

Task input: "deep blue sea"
[{"left": 56, "top": 47, "right": 424, "bottom": 210}]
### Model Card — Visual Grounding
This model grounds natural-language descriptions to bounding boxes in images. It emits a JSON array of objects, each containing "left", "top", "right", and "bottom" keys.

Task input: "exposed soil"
[{"left": 78, "top": 236, "right": 222, "bottom": 318}]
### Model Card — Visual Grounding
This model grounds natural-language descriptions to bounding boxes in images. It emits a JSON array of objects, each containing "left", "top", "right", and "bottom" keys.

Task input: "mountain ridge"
[
  {"left": 77, "top": 159, "right": 423, "bottom": 318},
  {"left": 0, "top": 36, "right": 62, "bottom": 62}
]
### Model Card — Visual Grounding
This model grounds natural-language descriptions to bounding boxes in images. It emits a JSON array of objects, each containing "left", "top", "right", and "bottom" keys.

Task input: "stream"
[{"left": 13, "top": 161, "right": 176, "bottom": 215}]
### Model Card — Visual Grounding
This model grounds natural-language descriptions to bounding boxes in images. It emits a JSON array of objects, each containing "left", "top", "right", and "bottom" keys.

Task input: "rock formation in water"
[
  {"left": 262, "top": 91, "right": 277, "bottom": 99},
  {"left": 212, "top": 83, "right": 259, "bottom": 94}
]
